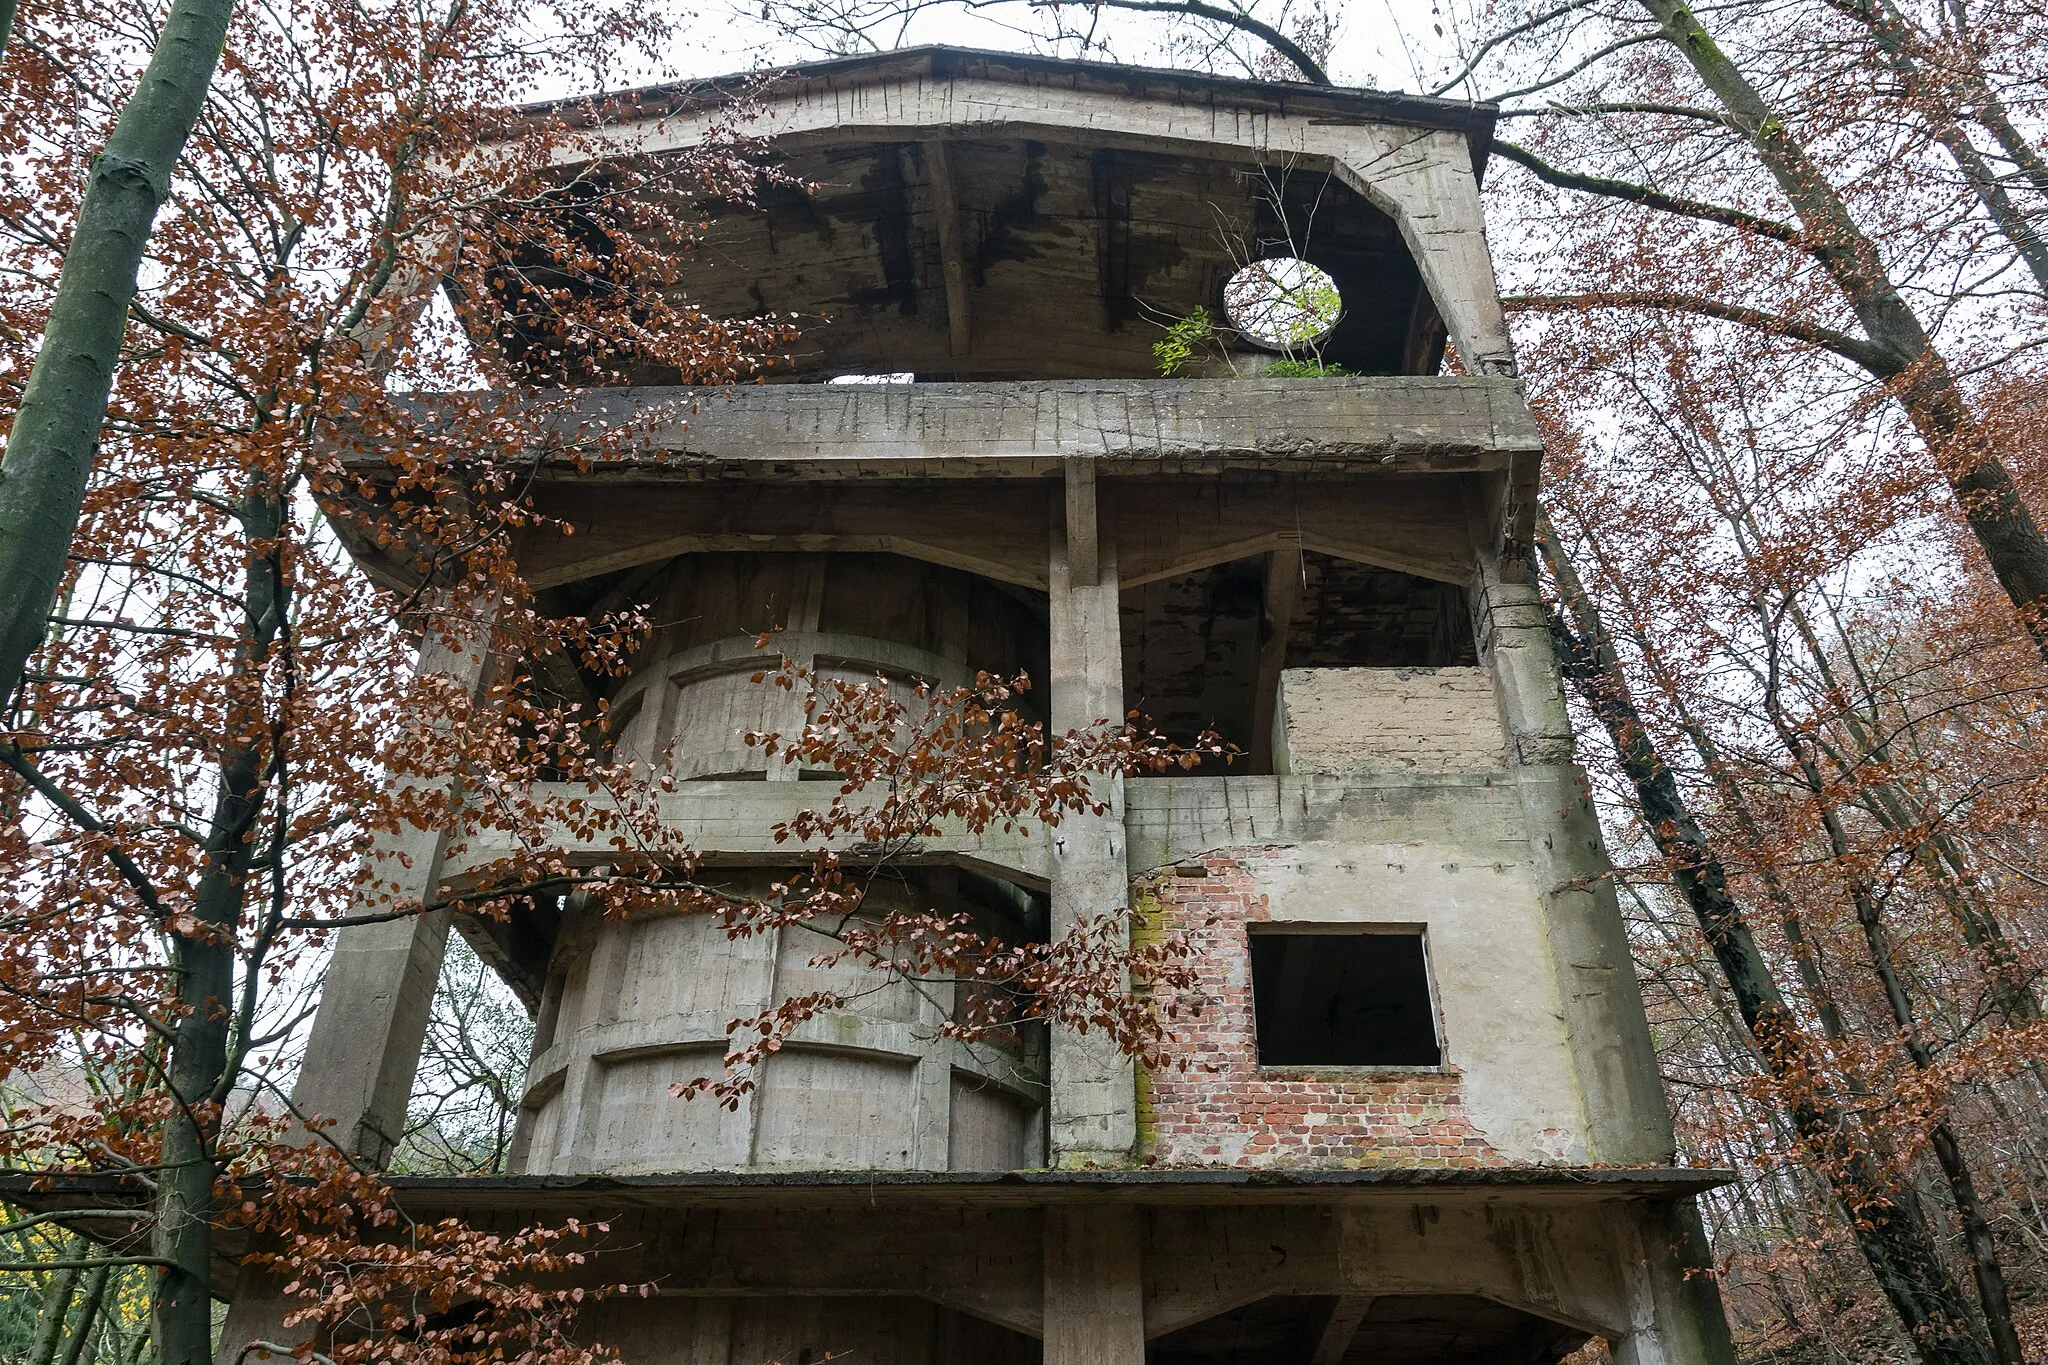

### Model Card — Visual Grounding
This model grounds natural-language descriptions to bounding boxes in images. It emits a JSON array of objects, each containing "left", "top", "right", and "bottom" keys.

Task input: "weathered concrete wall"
[
  {"left": 220, "top": 1191, "right": 1734, "bottom": 1365},
  {"left": 513, "top": 888, "right": 1042, "bottom": 1176},
  {"left": 1124, "top": 772, "right": 1676, "bottom": 1169},
  {"left": 1273, "top": 665, "right": 1504, "bottom": 775},
  {"left": 1133, "top": 828, "right": 1588, "bottom": 1167}
]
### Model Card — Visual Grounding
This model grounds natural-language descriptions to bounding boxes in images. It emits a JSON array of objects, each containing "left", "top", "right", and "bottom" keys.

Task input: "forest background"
[{"left": 1, "top": 0, "right": 2045, "bottom": 1363}]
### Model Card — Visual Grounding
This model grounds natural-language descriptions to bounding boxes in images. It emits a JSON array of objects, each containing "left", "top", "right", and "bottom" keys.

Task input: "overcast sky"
[{"left": 632, "top": 2, "right": 1442, "bottom": 98}]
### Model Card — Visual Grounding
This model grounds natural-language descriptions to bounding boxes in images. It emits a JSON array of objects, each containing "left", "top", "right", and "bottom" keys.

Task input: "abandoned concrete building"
[{"left": 245, "top": 47, "right": 1740, "bottom": 1365}]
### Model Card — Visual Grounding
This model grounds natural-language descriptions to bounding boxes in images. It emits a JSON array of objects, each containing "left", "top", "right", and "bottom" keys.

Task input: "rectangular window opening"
[{"left": 1249, "top": 928, "right": 1442, "bottom": 1067}]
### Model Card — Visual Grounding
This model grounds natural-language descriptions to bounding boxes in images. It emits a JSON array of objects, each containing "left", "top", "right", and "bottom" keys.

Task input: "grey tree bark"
[
  {"left": 1628, "top": 0, "right": 2048, "bottom": 662},
  {"left": 1540, "top": 514, "right": 1997, "bottom": 1365},
  {"left": 0, "top": 0, "right": 237, "bottom": 714}
]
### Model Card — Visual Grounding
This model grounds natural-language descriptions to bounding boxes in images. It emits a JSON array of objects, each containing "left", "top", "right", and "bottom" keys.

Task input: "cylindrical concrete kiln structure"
[{"left": 510, "top": 552, "right": 1050, "bottom": 1176}]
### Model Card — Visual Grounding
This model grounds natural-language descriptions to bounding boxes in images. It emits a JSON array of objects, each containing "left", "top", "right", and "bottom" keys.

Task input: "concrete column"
[
  {"left": 211, "top": 1272, "right": 303, "bottom": 1365},
  {"left": 1043, "top": 1205, "right": 1146, "bottom": 1365},
  {"left": 1472, "top": 554, "right": 1576, "bottom": 767},
  {"left": 1513, "top": 761, "right": 1675, "bottom": 1166},
  {"left": 1046, "top": 458, "right": 1137, "bottom": 1166},
  {"left": 1475, "top": 549, "right": 1674, "bottom": 1165},
  {"left": 291, "top": 612, "right": 492, "bottom": 1164},
  {"left": 1613, "top": 1200, "right": 1740, "bottom": 1365},
  {"left": 1341, "top": 130, "right": 1519, "bottom": 378}
]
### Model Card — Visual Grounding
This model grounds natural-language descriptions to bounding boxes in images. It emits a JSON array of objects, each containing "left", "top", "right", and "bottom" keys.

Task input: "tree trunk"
[
  {"left": 1767, "top": 703, "right": 2025, "bottom": 1365},
  {"left": 55, "top": 1265, "right": 110, "bottom": 1365},
  {"left": 149, "top": 491, "right": 284, "bottom": 1365},
  {"left": 1633, "top": 0, "right": 2048, "bottom": 662},
  {"left": 1539, "top": 514, "right": 1994, "bottom": 1365},
  {"left": 29, "top": 1258, "right": 80, "bottom": 1365},
  {"left": 1823, "top": 0, "right": 2048, "bottom": 293},
  {"left": 0, "top": 0, "right": 237, "bottom": 714}
]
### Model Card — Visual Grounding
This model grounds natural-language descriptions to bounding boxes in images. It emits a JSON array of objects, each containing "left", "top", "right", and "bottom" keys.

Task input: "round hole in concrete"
[{"left": 1223, "top": 256, "right": 1342, "bottom": 351}]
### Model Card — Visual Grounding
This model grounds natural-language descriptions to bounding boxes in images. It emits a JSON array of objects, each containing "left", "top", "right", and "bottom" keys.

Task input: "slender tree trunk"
[
  {"left": 1769, "top": 706, "right": 2026, "bottom": 1365},
  {"left": 55, "top": 1265, "right": 110, "bottom": 1365},
  {"left": 1634, "top": 0, "right": 2048, "bottom": 662},
  {"left": 29, "top": 1258, "right": 80, "bottom": 1365},
  {"left": 1540, "top": 513, "right": 1995, "bottom": 1365},
  {"left": 0, "top": 0, "right": 237, "bottom": 714},
  {"left": 1823, "top": 0, "right": 2048, "bottom": 292},
  {"left": 149, "top": 490, "right": 283, "bottom": 1365}
]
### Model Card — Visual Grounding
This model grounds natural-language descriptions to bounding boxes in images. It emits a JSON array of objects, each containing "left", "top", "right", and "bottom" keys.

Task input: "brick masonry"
[{"left": 1136, "top": 851, "right": 1505, "bottom": 1169}]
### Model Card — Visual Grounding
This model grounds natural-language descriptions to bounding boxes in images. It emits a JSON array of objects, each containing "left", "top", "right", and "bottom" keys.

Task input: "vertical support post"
[
  {"left": 1613, "top": 1200, "right": 1741, "bottom": 1365},
  {"left": 1248, "top": 543, "right": 1302, "bottom": 775},
  {"left": 1474, "top": 548, "right": 1674, "bottom": 1165},
  {"left": 1472, "top": 547, "right": 1575, "bottom": 768},
  {"left": 1340, "top": 132, "right": 1519, "bottom": 378},
  {"left": 1047, "top": 457, "right": 1136, "bottom": 1165},
  {"left": 1043, "top": 1205, "right": 1146, "bottom": 1365},
  {"left": 290, "top": 609, "right": 492, "bottom": 1164},
  {"left": 925, "top": 140, "right": 973, "bottom": 360}
]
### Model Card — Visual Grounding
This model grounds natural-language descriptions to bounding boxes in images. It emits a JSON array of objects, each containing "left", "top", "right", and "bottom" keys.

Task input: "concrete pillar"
[
  {"left": 1613, "top": 1200, "right": 1740, "bottom": 1365},
  {"left": 1046, "top": 458, "right": 1137, "bottom": 1166},
  {"left": 1341, "top": 131, "right": 1519, "bottom": 378},
  {"left": 291, "top": 611, "right": 492, "bottom": 1164},
  {"left": 1043, "top": 1205, "right": 1146, "bottom": 1365},
  {"left": 211, "top": 1274, "right": 303, "bottom": 1365},
  {"left": 1472, "top": 555, "right": 1576, "bottom": 767},
  {"left": 1472, "top": 549, "right": 1674, "bottom": 1165},
  {"left": 1512, "top": 761, "right": 1675, "bottom": 1166}
]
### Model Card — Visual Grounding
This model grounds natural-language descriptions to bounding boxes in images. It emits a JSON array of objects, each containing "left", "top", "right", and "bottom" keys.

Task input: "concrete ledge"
[
  {"left": 0, "top": 1164, "right": 1731, "bottom": 1212},
  {"left": 387, "top": 378, "right": 1542, "bottom": 480},
  {"left": 1124, "top": 772, "right": 1532, "bottom": 871},
  {"left": 436, "top": 780, "right": 1054, "bottom": 889}
]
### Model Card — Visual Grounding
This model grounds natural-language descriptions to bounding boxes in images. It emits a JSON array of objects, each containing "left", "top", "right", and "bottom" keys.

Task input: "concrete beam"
[
  {"left": 291, "top": 616, "right": 491, "bottom": 1164},
  {"left": 435, "top": 780, "right": 1055, "bottom": 891},
  {"left": 395, "top": 378, "right": 1537, "bottom": 483},
  {"left": 1336, "top": 132, "right": 1519, "bottom": 378},
  {"left": 925, "top": 140, "right": 972, "bottom": 359},
  {"left": 515, "top": 469, "right": 1478, "bottom": 599},
  {"left": 1309, "top": 1296, "right": 1374, "bottom": 1365},
  {"left": 1046, "top": 466, "right": 1137, "bottom": 1165},
  {"left": 1044, "top": 1206, "right": 1145, "bottom": 1365},
  {"left": 516, "top": 480, "right": 1052, "bottom": 591}
]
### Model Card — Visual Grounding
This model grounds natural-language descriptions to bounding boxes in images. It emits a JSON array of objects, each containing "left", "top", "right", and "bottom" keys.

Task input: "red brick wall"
[{"left": 1137, "top": 851, "right": 1505, "bottom": 1169}]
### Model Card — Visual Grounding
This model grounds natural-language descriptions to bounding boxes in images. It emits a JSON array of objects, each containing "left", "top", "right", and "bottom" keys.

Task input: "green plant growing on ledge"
[
  {"left": 1153, "top": 305, "right": 1217, "bottom": 377},
  {"left": 1260, "top": 358, "right": 1355, "bottom": 377}
]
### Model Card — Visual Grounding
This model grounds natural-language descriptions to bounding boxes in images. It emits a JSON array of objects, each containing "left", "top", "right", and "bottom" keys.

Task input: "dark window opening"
[{"left": 1249, "top": 930, "right": 1441, "bottom": 1067}]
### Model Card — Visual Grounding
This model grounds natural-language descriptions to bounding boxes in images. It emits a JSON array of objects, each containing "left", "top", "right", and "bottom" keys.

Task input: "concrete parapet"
[{"left": 1273, "top": 666, "right": 1505, "bottom": 776}]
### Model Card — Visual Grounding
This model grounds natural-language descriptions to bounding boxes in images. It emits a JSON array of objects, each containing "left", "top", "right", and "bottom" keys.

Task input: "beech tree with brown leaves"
[{"left": 0, "top": 3, "right": 1216, "bottom": 1363}]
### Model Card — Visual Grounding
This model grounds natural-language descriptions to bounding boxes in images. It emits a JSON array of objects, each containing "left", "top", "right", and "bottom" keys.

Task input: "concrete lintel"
[
  {"left": 1122, "top": 772, "right": 1529, "bottom": 873},
  {"left": 385, "top": 379, "right": 1539, "bottom": 481},
  {"left": 433, "top": 780, "right": 1055, "bottom": 891}
]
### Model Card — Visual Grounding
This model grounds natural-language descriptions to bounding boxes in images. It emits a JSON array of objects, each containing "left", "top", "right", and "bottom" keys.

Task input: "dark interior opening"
[
  {"left": 1249, "top": 930, "right": 1441, "bottom": 1067},
  {"left": 1119, "top": 552, "right": 1475, "bottom": 774},
  {"left": 475, "top": 139, "right": 1444, "bottom": 385},
  {"left": 1147, "top": 1293, "right": 1593, "bottom": 1365}
]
